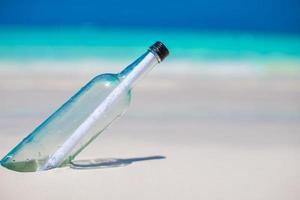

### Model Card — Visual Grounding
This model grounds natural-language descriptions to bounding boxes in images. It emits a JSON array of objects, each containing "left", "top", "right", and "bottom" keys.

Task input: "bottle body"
[{"left": 1, "top": 74, "right": 130, "bottom": 172}]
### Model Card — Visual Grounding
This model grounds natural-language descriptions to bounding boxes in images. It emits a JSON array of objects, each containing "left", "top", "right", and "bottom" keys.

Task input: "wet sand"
[{"left": 0, "top": 65, "right": 300, "bottom": 200}]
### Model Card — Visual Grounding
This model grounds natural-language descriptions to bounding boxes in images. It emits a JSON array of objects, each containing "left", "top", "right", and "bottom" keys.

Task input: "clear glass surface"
[{"left": 1, "top": 50, "right": 158, "bottom": 172}]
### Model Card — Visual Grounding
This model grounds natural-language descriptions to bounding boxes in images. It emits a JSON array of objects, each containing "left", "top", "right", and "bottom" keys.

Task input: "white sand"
[{"left": 0, "top": 65, "right": 300, "bottom": 200}]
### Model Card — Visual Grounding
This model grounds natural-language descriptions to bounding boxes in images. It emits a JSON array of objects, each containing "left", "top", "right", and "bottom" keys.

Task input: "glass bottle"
[{"left": 1, "top": 41, "right": 169, "bottom": 172}]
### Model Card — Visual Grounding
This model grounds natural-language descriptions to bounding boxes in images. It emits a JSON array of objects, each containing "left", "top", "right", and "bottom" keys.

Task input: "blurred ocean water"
[{"left": 0, "top": 28, "right": 299, "bottom": 75}]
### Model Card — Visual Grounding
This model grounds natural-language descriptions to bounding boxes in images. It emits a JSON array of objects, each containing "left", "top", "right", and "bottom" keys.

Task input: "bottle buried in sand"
[{"left": 0, "top": 41, "right": 169, "bottom": 172}]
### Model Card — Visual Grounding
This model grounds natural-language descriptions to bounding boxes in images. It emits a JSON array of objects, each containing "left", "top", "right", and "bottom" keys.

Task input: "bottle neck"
[{"left": 118, "top": 50, "right": 159, "bottom": 89}]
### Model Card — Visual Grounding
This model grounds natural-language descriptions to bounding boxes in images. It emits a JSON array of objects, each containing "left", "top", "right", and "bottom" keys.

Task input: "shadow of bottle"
[{"left": 70, "top": 155, "right": 166, "bottom": 170}]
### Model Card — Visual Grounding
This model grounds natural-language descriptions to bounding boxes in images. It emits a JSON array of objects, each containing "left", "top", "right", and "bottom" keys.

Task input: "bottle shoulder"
[
  {"left": 92, "top": 73, "right": 120, "bottom": 82},
  {"left": 90, "top": 73, "right": 121, "bottom": 87}
]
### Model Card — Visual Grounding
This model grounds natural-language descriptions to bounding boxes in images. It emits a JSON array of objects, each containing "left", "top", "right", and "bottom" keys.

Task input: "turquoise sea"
[{"left": 0, "top": 28, "right": 300, "bottom": 74}]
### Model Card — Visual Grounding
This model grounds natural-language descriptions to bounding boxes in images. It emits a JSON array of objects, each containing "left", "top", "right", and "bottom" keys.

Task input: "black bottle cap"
[{"left": 149, "top": 41, "right": 169, "bottom": 62}]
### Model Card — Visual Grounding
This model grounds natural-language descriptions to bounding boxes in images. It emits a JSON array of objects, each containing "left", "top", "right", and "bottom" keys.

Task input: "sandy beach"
[{"left": 0, "top": 61, "right": 300, "bottom": 199}]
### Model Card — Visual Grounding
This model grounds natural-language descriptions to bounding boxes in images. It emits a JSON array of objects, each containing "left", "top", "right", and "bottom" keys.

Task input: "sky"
[{"left": 0, "top": 0, "right": 299, "bottom": 33}]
